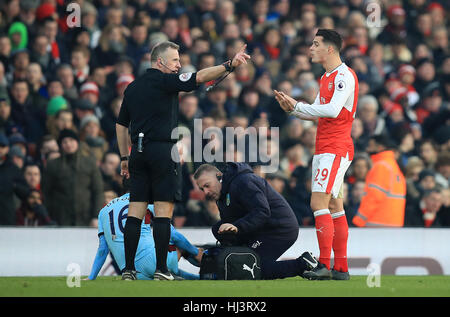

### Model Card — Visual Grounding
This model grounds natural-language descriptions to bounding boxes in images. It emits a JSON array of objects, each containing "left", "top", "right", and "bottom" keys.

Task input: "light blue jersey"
[{"left": 87, "top": 193, "right": 199, "bottom": 280}]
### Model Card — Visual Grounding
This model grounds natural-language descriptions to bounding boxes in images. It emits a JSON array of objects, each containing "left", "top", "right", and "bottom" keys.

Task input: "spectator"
[
  {"left": 351, "top": 117, "right": 367, "bottom": 152},
  {"left": 23, "top": 163, "right": 41, "bottom": 191},
  {"left": 46, "top": 78, "right": 64, "bottom": 99},
  {"left": 39, "top": 17, "right": 65, "bottom": 65},
  {"left": 30, "top": 34, "right": 57, "bottom": 79},
  {"left": 413, "top": 58, "right": 436, "bottom": 96},
  {"left": 48, "top": 108, "right": 76, "bottom": 141},
  {"left": 38, "top": 134, "right": 59, "bottom": 166},
  {"left": 404, "top": 156, "right": 425, "bottom": 204},
  {"left": 266, "top": 171, "right": 288, "bottom": 194},
  {"left": 56, "top": 64, "right": 78, "bottom": 104},
  {"left": 79, "top": 81, "right": 100, "bottom": 112},
  {"left": 94, "top": 24, "right": 126, "bottom": 67},
  {"left": 8, "top": 49, "right": 30, "bottom": 82},
  {"left": 71, "top": 45, "right": 91, "bottom": 86},
  {"left": 16, "top": 189, "right": 54, "bottom": 226},
  {"left": 357, "top": 95, "right": 386, "bottom": 139},
  {"left": 201, "top": 85, "right": 237, "bottom": 118},
  {"left": 346, "top": 180, "right": 365, "bottom": 225},
  {"left": 435, "top": 152, "right": 450, "bottom": 189},
  {"left": 417, "top": 169, "right": 438, "bottom": 193},
  {"left": 42, "top": 129, "right": 104, "bottom": 226},
  {"left": 284, "top": 165, "right": 313, "bottom": 226},
  {"left": 0, "top": 132, "right": 30, "bottom": 225},
  {"left": 9, "top": 144, "right": 25, "bottom": 169},
  {"left": 377, "top": 5, "right": 407, "bottom": 46},
  {"left": 405, "top": 188, "right": 444, "bottom": 227},
  {"left": 346, "top": 154, "right": 371, "bottom": 187},
  {"left": 184, "top": 198, "right": 221, "bottom": 227},
  {"left": 0, "top": 93, "right": 14, "bottom": 136},
  {"left": 100, "top": 97, "right": 122, "bottom": 145},
  {"left": 280, "top": 141, "right": 306, "bottom": 178},
  {"left": 419, "top": 139, "right": 439, "bottom": 170},
  {"left": 236, "top": 86, "right": 264, "bottom": 123},
  {"left": 8, "top": 21, "right": 28, "bottom": 53},
  {"left": 103, "top": 186, "right": 118, "bottom": 206},
  {"left": 72, "top": 99, "right": 96, "bottom": 129},
  {"left": 45, "top": 96, "right": 69, "bottom": 134},
  {"left": 79, "top": 114, "right": 108, "bottom": 163},
  {"left": 115, "top": 74, "right": 134, "bottom": 98},
  {"left": 90, "top": 66, "right": 112, "bottom": 106},
  {"left": 353, "top": 135, "right": 406, "bottom": 227},
  {"left": 179, "top": 93, "right": 201, "bottom": 134},
  {"left": 100, "top": 151, "right": 122, "bottom": 196}
]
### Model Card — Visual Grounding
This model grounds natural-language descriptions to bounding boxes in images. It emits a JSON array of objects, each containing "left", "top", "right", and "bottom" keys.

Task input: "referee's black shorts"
[{"left": 129, "top": 141, "right": 181, "bottom": 203}]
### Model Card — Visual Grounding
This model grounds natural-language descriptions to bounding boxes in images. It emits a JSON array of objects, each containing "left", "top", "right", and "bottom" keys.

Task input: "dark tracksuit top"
[
  {"left": 214, "top": 162, "right": 299, "bottom": 244},
  {"left": 212, "top": 162, "right": 306, "bottom": 279}
]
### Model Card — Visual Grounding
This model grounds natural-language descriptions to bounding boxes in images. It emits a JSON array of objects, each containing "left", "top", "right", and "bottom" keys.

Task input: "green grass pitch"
[{"left": 1, "top": 276, "right": 449, "bottom": 297}]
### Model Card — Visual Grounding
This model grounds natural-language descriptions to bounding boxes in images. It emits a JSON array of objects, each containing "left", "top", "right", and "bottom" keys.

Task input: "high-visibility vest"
[{"left": 352, "top": 150, "right": 406, "bottom": 227}]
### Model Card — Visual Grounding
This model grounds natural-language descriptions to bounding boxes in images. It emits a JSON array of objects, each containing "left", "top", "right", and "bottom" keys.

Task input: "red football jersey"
[{"left": 315, "top": 63, "right": 359, "bottom": 160}]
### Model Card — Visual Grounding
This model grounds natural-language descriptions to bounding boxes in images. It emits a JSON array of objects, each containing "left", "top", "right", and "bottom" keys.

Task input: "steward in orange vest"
[{"left": 353, "top": 135, "right": 406, "bottom": 227}]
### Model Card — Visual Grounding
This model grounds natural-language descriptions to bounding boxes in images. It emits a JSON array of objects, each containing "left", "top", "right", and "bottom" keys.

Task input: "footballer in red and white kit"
[
  {"left": 274, "top": 29, "right": 358, "bottom": 281},
  {"left": 308, "top": 62, "right": 358, "bottom": 198}
]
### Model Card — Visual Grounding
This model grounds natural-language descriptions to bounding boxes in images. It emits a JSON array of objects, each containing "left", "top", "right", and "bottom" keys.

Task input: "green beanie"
[
  {"left": 47, "top": 96, "right": 68, "bottom": 116},
  {"left": 8, "top": 22, "right": 28, "bottom": 52}
]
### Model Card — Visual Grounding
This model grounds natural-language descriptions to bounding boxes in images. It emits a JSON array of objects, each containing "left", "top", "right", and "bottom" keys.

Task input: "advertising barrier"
[{"left": 1, "top": 227, "right": 449, "bottom": 276}]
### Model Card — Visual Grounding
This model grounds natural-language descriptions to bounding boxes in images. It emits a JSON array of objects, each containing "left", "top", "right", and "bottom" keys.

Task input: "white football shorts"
[{"left": 311, "top": 152, "right": 352, "bottom": 199}]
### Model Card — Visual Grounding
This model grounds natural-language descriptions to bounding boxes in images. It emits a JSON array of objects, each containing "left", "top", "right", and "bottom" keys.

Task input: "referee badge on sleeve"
[{"left": 179, "top": 72, "right": 192, "bottom": 82}]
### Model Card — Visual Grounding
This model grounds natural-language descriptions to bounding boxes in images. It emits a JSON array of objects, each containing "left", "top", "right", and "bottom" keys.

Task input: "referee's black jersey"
[{"left": 116, "top": 68, "right": 198, "bottom": 144}]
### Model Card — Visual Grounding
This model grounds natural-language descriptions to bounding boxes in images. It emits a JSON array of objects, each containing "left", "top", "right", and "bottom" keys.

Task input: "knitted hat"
[
  {"left": 8, "top": 22, "right": 28, "bottom": 52},
  {"left": 47, "top": 96, "right": 68, "bottom": 116},
  {"left": 58, "top": 129, "right": 79, "bottom": 145},
  {"left": 36, "top": 3, "right": 56, "bottom": 21},
  {"left": 116, "top": 74, "right": 134, "bottom": 89},
  {"left": 80, "top": 81, "right": 99, "bottom": 97},
  {"left": 398, "top": 64, "right": 416, "bottom": 77},
  {"left": 80, "top": 114, "right": 100, "bottom": 130}
]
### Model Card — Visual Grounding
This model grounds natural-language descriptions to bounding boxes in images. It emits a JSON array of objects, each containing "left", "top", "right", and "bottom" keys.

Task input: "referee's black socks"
[
  {"left": 153, "top": 217, "right": 171, "bottom": 273},
  {"left": 124, "top": 216, "right": 142, "bottom": 271}
]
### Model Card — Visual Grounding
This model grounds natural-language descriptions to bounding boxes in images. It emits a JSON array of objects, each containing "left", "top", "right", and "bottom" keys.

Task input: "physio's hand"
[
  {"left": 274, "top": 89, "right": 297, "bottom": 113},
  {"left": 120, "top": 161, "right": 130, "bottom": 179},
  {"left": 218, "top": 223, "right": 238, "bottom": 234},
  {"left": 231, "top": 44, "right": 251, "bottom": 68},
  {"left": 195, "top": 248, "right": 204, "bottom": 263}
]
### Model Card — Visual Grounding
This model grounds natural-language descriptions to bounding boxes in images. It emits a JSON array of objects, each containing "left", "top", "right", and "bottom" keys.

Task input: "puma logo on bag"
[{"left": 243, "top": 262, "right": 258, "bottom": 279}]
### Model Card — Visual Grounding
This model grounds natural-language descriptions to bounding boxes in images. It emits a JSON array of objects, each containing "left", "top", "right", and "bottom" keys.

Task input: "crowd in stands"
[{"left": 0, "top": 0, "right": 448, "bottom": 227}]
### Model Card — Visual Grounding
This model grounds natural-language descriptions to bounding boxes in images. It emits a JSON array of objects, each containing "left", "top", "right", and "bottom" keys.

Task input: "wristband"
[
  {"left": 120, "top": 156, "right": 129, "bottom": 161},
  {"left": 222, "top": 60, "right": 235, "bottom": 73}
]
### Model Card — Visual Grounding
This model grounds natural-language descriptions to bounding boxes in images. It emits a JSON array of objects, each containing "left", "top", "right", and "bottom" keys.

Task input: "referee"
[{"left": 116, "top": 41, "right": 250, "bottom": 280}]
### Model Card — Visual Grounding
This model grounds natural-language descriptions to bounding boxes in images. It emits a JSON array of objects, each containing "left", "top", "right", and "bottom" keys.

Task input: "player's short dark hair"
[
  {"left": 193, "top": 163, "right": 221, "bottom": 180},
  {"left": 316, "top": 29, "right": 343, "bottom": 52},
  {"left": 150, "top": 41, "right": 179, "bottom": 63}
]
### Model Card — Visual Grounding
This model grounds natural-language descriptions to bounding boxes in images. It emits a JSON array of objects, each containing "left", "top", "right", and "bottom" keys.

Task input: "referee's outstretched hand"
[
  {"left": 231, "top": 44, "right": 251, "bottom": 68},
  {"left": 120, "top": 160, "right": 130, "bottom": 179}
]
